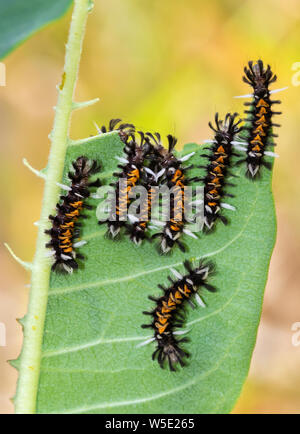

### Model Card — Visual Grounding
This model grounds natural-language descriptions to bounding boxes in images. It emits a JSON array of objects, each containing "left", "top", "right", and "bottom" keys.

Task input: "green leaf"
[
  {"left": 35, "top": 132, "right": 276, "bottom": 414},
  {"left": 0, "top": 0, "right": 73, "bottom": 59}
]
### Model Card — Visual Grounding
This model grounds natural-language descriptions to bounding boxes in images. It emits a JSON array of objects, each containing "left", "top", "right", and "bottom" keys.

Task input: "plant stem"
[{"left": 14, "top": 0, "right": 93, "bottom": 414}]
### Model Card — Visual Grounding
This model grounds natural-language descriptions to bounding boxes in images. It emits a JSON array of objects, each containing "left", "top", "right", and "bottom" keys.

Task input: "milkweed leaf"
[{"left": 34, "top": 133, "right": 276, "bottom": 414}]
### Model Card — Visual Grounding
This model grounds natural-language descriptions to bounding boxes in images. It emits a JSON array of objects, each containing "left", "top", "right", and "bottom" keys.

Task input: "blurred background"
[{"left": 0, "top": 0, "right": 300, "bottom": 414}]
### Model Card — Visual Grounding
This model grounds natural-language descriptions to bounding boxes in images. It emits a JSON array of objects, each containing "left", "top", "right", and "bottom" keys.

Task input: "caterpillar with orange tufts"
[
  {"left": 45, "top": 156, "right": 101, "bottom": 273},
  {"left": 235, "top": 60, "right": 284, "bottom": 178},
  {"left": 140, "top": 260, "right": 216, "bottom": 371}
]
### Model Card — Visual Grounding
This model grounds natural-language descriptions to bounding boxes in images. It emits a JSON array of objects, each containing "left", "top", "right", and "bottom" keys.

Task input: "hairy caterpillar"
[
  {"left": 200, "top": 112, "right": 242, "bottom": 230},
  {"left": 235, "top": 60, "right": 283, "bottom": 178},
  {"left": 102, "top": 131, "right": 152, "bottom": 238},
  {"left": 148, "top": 133, "right": 197, "bottom": 253},
  {"left": 46, "top": 156, "right": 101, "bottom": 273},
  {"left": 141, "top": 260, "right": 215, "bottom": 371}
]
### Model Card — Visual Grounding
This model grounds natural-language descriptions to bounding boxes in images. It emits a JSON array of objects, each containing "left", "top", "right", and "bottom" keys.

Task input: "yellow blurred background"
[{"left": 1, "top": 0, "right": 300, "bottom": 414}]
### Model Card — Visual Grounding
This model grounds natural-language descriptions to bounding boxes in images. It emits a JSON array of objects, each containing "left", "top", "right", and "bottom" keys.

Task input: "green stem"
[{"left": 14, "top": 0, "right": 93, "bottom": 414}]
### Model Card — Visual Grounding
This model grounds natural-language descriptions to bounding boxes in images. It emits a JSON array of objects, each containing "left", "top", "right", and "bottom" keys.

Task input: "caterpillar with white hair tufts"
[
  {"left": 45, "top": 156, "right": 101, "bottom": 273},
  {"left": 148, "top": 133, "right": 198, "bottom": 253},
  {"left": 200, "top": 112, "right": 242, "bottom": 231},
  {"left": 101, "top": 130, "right": 152, "bottom": 238},
  {"left": 140, "top": 260, "right": 216, "bottom": 371},
  {"left": 235, "top": 60, "right": 284, "bottom": 178}
]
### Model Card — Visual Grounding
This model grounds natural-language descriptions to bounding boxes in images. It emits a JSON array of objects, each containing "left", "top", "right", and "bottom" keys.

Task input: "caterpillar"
[
  {"left": 103, "top": 131, "right": 152, "bottom": 238},
  {"left": 140, "top": 260, "right": 215, "bottom": 371},
  {"left": 149, "top": 133, "right": 197, "bottom": 254},
  {"left": 126, "top": 157, "right": 164, "bottom": 245},
  {"left": 200, "top": 112, "right": 242, "bottom": 231},
  {"left": 46, "top": 156, "right": 101, "bottom": 273},
  {"left": 235, "top": 60, "right": 283, "bottom": 178}
]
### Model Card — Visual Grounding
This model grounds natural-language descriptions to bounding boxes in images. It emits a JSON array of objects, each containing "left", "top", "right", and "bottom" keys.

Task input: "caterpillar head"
[
  {"left": 209, "top": 112, "right": 242, "bottom": 144},
  {"left": 243, "top": 60, "right": 277, "bottom": 97},
  {"left": 153, "top": 334, "right": 189, "bottom": 371}
]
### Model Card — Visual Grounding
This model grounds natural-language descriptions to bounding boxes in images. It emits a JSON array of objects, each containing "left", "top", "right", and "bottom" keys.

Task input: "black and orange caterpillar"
[
  {"left": 200, "top": 112, "right": 242, "bottom": 231},
  {"left": 103, "top": 131, "right": 152, "bottom": 238},
  {"left": 238, "top": 60, "right": 281, "bottom": 178},
  {"left": 141, "top": 260, "right": 215, "bottom": 371},
  {"left": 149, "top": 134, "right": 198, "bottom": 253},
  {"left": 126, "top": 157, "right": 163, "bottom": 245},
  {"left": 46, "top": 156, "right": 101, "bottom": 273}
]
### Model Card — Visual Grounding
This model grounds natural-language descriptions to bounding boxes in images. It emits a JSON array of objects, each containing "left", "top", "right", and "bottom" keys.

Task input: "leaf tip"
[
  {"left": 4, "top": 243, "right": 32, "bottom": 271},
  {"left": 8, "top": 358, "right": 20, "bottom": 371},
  {"left": 22, "top": 158, "right": 46, "bottom": 180},
  {"left": 72, "top": 97, "right": 100, "bottom": 111}
]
